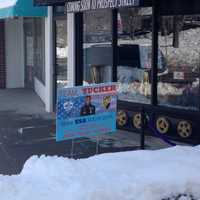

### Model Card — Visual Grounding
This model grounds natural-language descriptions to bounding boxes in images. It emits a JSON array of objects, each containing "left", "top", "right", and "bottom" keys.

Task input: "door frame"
[{"left": 24, "top": 18, "right": 35, "bottom": 89}]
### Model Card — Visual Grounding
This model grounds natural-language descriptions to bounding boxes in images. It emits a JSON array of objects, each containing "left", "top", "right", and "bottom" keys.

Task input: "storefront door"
[
  {"left": 24, "top": 18, "right": 34, "bottom": 89},
  {"left": 24, "top": 18, "right": 45, "bottom": 89}
]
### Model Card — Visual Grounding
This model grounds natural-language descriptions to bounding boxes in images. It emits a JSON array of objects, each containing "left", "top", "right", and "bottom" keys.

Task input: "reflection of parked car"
[
  {"left": 118, "top": 44, "right": 166, "bottom": 80},
  {"left": 84, "top": 44, "right": 166, "bottom": 84},
  {"left": 84, "top": 44, "right": 199, "bottom": 86}
]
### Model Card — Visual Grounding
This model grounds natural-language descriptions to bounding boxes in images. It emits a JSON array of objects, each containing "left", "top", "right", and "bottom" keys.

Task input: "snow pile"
[{"left": 0, "top": 146, "right": 200, "bottom": 200}]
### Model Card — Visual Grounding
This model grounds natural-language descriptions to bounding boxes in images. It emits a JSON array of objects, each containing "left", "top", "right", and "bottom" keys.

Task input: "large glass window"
[
  {"left": 55, "top": 18, "right": 68, "bottom": 88},
  {"left": 158, "top": 15, "right": 200, "bottom": 110},
  {"left": 24, "top": 18, "right": 45, "bottom": 86},
  {"left": 80, "top": 8, "right": 200, "bottom": 110},
  {"left": 83, "top": 10, "right": 113, "bottom": 85},
  {"left": 34, "top": 18, "right": 45, "bottom": 84},
  {"left": 117, "top": 7, "right": 153, "bottom": 104},
  {"left": 24, "top": 18, "right": 34, "bottom": 89}
]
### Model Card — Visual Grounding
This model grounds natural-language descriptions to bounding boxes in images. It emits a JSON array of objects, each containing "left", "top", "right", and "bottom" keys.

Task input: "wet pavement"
[
  {"left": 0, "top": 110, "right": 170, "bottom": 176},
  {"left": 0, "top": 89, "right": 172, "bottom": 175},
  {"left": 0, "top": 110, "right": 173, "bottom": 175}
]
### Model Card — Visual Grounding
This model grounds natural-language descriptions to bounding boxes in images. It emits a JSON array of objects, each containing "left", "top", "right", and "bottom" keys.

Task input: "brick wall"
[{"left": 0, "top": 20, "right": 6, "bottom": 89}]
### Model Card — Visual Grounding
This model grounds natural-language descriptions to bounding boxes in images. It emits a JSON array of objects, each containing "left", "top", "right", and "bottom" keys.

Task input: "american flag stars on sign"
[{"left": 57, "top": 97, "right": 85, "bottom": 120}]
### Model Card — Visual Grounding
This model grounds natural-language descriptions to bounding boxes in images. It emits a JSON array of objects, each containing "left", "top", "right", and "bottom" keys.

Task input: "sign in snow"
[
  {"left": 56, "top": 83, "right": 117, "bottom": 141},
  {"left": 65, "top": 0, "right": 139, "bottom": 13}
]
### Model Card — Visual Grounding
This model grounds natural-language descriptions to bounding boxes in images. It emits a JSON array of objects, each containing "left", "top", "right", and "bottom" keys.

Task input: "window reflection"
[
  {"left": 158, "top": 15, "right": 200, "bottom": 110},
  {"left": 117, "top": 8, "right": 153, "bottom": 104},
  {"left": 56, "top": 19, "right": 68, "bottom": 88},
  {"left": 24, "top": 18, "right": 45, "bottom": 86},
  {"left": 83, "top": 10, "right": 113, "bottom": 85}
]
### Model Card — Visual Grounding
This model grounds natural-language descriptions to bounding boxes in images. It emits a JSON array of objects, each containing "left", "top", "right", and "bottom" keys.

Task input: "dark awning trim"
[
  {"left": 66, "top": 0, "right": 140, "bottom": 13},
  {"left": 34, "top": 0, "right": 66, "bottom": 6}
]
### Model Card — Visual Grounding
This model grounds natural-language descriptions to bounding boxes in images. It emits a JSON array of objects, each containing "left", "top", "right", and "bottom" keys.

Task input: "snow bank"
[{"left": 0, "top": 146, "right": 200, "bottom": 200}]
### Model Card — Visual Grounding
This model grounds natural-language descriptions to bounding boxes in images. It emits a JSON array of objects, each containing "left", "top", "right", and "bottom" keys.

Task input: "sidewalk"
[
  {"left": 0, "top": 88, "right": 55, "bottom": 174},
  {"left": 0, "top": 128, "right": 174, "bottom": 175},
  {"left": 0, "top": 89, "right": 184, "bottom": 175}
]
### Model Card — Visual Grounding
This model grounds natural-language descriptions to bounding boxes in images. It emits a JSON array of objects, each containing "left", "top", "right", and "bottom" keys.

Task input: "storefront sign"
[
  {"left": 56, "top": 83, "right": 117, "bottom": 141},
  {"left": 65, "top": 0, "right": 139, "bottom": 13}
]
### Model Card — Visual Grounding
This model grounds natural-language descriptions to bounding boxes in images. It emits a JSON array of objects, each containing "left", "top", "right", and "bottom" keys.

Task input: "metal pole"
[
  {"left": 112, "top": 9, "right": 118, "bottom": 82},
  {"left": 96, "top": 137, "right": 99, "bottom": 155},
  {"left": 151, "top": 0, "right": 159, "bottom": 106},
  {"left": 75, "top": 12, "right": 83, "bottom": 86},
  {"left": 140, "top": 107, "right": 145, "bottom": 150}
]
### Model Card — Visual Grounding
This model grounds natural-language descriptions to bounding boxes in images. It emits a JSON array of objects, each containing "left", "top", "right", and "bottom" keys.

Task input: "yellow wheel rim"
[
  {"left": 133, "top": 113, "right": 142, "bottom": 129},
  {"left": 117, "top": 110, "right": 128, "bottom": 127},
  {"left": 156, "top": 117, "right": 170, "bottom": 134},
  {"left": 177, "top": 121, "right": 192, "bottom": 138}
]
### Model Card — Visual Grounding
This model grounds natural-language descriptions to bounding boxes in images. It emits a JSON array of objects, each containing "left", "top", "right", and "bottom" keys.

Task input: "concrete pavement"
[{"left": 0, "top": 88, "right": 176, "bottom": 175}]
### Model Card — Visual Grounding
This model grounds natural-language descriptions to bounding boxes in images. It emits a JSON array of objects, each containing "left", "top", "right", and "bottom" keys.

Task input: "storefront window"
[
  {"left": 83, "top": 10, "right": 113, "bottom": 85},
  {"left": 158, "top": 15, "right": 200, "bottom": 110},
  {"left": 34, "top": 18, "right": 45, "bottom": 84},
  {"left": 55, "top": 18, "right": 68, "bottom": 88},
  {"left": 117, "top": 7, "right": 153, "bottom": 104},
  {"left": 24, "top": 18, "right": 45, "bottom": 86}
]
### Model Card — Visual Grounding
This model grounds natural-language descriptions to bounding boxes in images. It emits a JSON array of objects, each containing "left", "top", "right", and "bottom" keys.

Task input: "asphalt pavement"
[{"left": 0, "top": 89, "right": 171, "bottom": 175}]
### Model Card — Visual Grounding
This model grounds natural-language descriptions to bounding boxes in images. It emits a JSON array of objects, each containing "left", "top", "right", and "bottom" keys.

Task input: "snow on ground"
[{"left": 0, "top": 146, "right": 200, "bottom": 200}]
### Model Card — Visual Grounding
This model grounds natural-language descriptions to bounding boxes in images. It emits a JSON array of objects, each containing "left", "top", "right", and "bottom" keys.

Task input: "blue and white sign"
[{"left": 56, "top": 83, "right": 117, "bottom": 142}]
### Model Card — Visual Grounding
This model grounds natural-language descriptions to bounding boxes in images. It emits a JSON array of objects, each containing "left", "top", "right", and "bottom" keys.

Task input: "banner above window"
[
  {"left": 34, "top": 0, "right": 200, "bottom": 14},
  {"left": 0, "top": 0, "right": 47, "bottom": 19},
  {"left": 34, "top": 0, "right": 141, "bottom": 12},
  {"left": 66, "top": 0, "right": 139, "bottom": 13}
]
